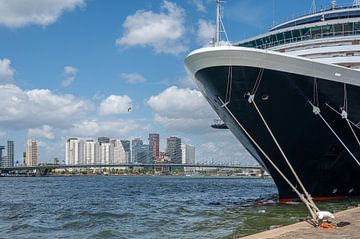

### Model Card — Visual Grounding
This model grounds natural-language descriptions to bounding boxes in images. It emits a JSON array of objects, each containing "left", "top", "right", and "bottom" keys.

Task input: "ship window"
[
  {"left": 255, "top": 39, "right": 263, "bottom": 47},
  {"left": 355, "top": 22, "right": 360, "bottom": 34},
  {"left": 284, "top": 31, "right": 291, "bottom": 41},
  {"left": 301, "top": 28, "right": 310, "bottom": 38},
  {"left": 276, "top": 32, "right": 283, "bottom": 41},
  {"left": 334, "top": 24, "right": 343, "bottom": 36},
  {"left": 311, "top": 26, "right": 321, "bottom": 38},
  {"left": 344, "top": 23, "right": 353, "bottom": 35},
  {"left": 292, "top": 29, "right": 301, "bottom": 39},
  {"left": 322, "top": 25, "right": 333, "bottom": 37}
]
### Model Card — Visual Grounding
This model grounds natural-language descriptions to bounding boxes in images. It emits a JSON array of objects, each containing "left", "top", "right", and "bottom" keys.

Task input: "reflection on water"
[{"left": 0, "top": 176, "right": 358, "bottom": 239}]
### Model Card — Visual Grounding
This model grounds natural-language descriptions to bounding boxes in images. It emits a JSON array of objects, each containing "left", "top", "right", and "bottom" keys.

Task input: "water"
[{"left": 0, "top": 176, "right": 359, "bottom": 239}]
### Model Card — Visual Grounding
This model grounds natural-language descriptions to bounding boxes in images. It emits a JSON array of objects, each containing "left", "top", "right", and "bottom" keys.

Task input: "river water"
[{"left": 0, "top": 176, "right": 359, "bottom": 239}]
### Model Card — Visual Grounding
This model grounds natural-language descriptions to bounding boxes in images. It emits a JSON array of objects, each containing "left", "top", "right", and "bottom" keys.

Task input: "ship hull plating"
[{"left": 188, "top": 48, "right": 360, "bottom": 200}]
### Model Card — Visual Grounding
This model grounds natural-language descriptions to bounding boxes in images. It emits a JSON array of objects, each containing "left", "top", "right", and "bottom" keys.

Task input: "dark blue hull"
[{"left": 195, "top": 65, "right": 360, "bottom": 201}]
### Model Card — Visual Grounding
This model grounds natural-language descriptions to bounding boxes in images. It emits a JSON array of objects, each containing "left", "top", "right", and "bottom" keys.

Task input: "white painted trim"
[{"left": 184, "top": 46, "right": 360, "bottom": 87}]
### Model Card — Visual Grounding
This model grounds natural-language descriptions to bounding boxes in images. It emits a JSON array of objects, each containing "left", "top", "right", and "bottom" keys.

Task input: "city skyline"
[
  {"left": 0, "top": 0, "right": 322, "bottom": 166},
  {"left": 64, "top": 133, "right": 195, "bottom": 166}
]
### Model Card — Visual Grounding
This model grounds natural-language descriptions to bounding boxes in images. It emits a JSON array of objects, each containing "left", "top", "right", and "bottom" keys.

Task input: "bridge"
[{"left": 0, "top": 163, "right": 264, "bottom": 176}]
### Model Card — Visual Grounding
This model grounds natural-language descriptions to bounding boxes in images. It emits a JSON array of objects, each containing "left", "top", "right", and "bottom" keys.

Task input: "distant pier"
[{"left": 240, "top": 206, "right": 360, "bottom": 238}]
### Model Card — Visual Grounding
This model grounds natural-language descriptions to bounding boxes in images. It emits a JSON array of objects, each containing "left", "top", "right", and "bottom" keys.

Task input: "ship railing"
[
  {"left": 254, "top": 30, "right": 360, "bottom": 50},
  {"left": 272, "top": 4, "right": 360, "bottom": 30}
]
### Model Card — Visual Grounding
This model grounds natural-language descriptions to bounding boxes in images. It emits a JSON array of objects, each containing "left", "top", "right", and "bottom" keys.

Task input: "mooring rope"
[
  {"left": 218, "top": 96, "right": 318, "bottom": 221},
  {"left": 309, "top": 101, "right": 360, "bottom": 167},
  {"left": 250, "top": 99, "right": 319, "bottom": 213}
]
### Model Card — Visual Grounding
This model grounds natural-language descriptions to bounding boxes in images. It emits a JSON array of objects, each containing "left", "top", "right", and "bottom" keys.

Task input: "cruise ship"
[{"left": 185, "top": 1, "right": 360, "bottom": 202}]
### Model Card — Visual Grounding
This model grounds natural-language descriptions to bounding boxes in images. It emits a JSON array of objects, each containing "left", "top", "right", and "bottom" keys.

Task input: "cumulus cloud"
[
  {"left": 147, "top": 86, "right": 216, "bottom": 133},
  {"left": 0, "top": 84, "right": 93, "bottom": 129},
  {"left": 116, "top": 0, "right": 187, "bottom": 55},
  {"left": 197, "top": 19, "right": 215, "bottom": 46},
  {"left": 120, "top": 73, "right": 146, "bottom": 84},
  {"left": 98, "top": 95, "right": 132, "bottom": 116},
  {"left": 62, "top": 66, "right": 78, "bottom": 87},
  {"left": 0, "top": 58, "right": 15, "bottom": 84},
  {"left": 0, "top": 0, "right": 85, "bottom": 28},
  {"left": 67, "top": 119, "right": 140, "bottom": 138},
  {"left": 28, "top": 125, "right": 55, "bottom": 140},
  {"left": 190, "top": 0, "right": 206, "bottom": 13}
]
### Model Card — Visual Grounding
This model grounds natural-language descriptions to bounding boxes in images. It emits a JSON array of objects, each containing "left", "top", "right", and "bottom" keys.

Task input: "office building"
[
  {"left": 166, "top": 137, "right": 182, "bottom": 164},
  {"left": 0, "top": 145, "right": 4, "bottom": 167},
  {"left": 131, "top": 138, "right": 143, "bottom": 163},
  {"left": 148, "top": 133, "right": 160, "bottom": 161},
  {"left": 25, "top": 139, "right": 38, "bottom": 166},
  {"left": 6, "top": 141, "right": 14, "bottom": 167},
  {"left": 121, "top": 140, "right": 131, "bottom": 162},
  {"left": 181, "top": 144, "right": 195, "bottom": 164}
]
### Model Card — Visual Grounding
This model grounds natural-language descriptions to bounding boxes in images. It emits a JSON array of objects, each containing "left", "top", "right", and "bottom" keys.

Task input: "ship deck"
[{"left": 240, "top": 205, "right": 360, "bottom": 238}]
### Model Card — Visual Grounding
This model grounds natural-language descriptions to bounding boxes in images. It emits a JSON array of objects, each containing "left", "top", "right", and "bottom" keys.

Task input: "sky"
[{"left": 0, "top": 0, "right": 353, "bottom": 165}]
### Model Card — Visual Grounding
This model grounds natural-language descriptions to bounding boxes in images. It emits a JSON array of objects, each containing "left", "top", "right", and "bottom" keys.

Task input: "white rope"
[
  {"left": 224, "top": 66, "right": 233, "bottom": 105},
  {"left": 325, "top": 103, "right": 360, "bottom": 130},
  {"left": 346, "top": 119, "right": 360, "bottom": 146},
  {"left": 251, "top": 68, "right": 264, "bottom": 96},
  {"left": 309, "top": 101, "right": 360, "bottom": 167},
  {"left": 218, "top": 97, "right": 318, "bottom": 222},
  {"left": 251, "top": 100, "right": 319, "bottom": 213}
]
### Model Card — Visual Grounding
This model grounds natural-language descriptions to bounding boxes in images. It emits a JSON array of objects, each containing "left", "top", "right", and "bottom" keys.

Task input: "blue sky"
[{"left": 0, "top": 0, "right": 352, "bottom": 164}]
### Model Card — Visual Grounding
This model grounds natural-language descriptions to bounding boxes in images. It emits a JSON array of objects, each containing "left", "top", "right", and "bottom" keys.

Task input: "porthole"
[
  {"left": 332, "top": 188, "right": 338, "bottom": 194},
  {"left": 262, "top": 94, "right": 269, "bottom": 101}
]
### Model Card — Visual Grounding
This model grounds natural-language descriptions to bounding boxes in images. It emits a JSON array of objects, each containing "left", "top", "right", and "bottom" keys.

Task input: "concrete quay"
[{"left": 241, "top": 206, "right": 360, "bottom": 239}]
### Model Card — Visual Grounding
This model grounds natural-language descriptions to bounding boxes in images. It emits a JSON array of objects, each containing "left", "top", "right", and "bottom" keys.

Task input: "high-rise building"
[
  {"left": 99, "top": 142, "right": 113, "bottom": 164},
  {"left": 136, "top": 144, "right": 152, "bottom": 164},
  {"left": 148, "top": 133, "right": 160, "bottom": 161},
  {"left": 98, "top": 137, "right": 110, "bottom": 144},
  {"left": 131, "top": 138, "right": 143, "bottom": 163},
  {"left": 6, "top": 141, "right": 14, "bottom": 167},
  {"left": 65, "top": 138, "right": 79, "bottom": 165},
  {"left": 0, "top": 145, "right": 4, "bottom": 167},
  {"left": 112, "top": 139, "right": 129, "bottom": 164},
  {"left": 181, "top": 144, "right": 195, "bottom": 164},
  {"left": 121, "top": 140, "right": 131, "bottom": 162},
  {"left": 25, "top": 139, "right": 38, "bottom": 166},
  {"left": 166, "top": 137, "right": 182, "bottom": 164},
  {"left": 85, "top": 140, "right": 99, "bottom": 165}
]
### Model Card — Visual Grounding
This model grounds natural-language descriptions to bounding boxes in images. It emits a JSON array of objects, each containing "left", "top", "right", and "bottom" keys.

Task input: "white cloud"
[
  {"left": 0, "top": 58, "right": 15, "bottom": 84},
  {"left": 0, "top": 0, "right": 85, "bottom": 28},
  {"left": 98, "top": 95, "right": 132, "bottom": 116},
  {"left": 120, "top": 73, "right": 146, "bottom": 84},
  {"left": 197, "top": 132, "right": 256, "bottom": 165},
  {"left": 67, "top": 119, "right": 140, "bottom": 138},
  {"left": 147, "top": 86, "right": 216, "bottom": 133},
  {"left": 116, "top": 0, "right": 187, "bottom": 55},
  {"left": 28, "top": 125, "right": 55, "bottom": 140},
  {"left": 197, "top": 19, "right": 215, "bottom": 46},
  {"left": 62, "top": 65, "right": 78, "bottom": 87},
  {"left": 0, "top": 84, "right": 93, "bottom": 129},
  {"left": 190, "top": 0, "right": 206, "bottom": 13}
]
